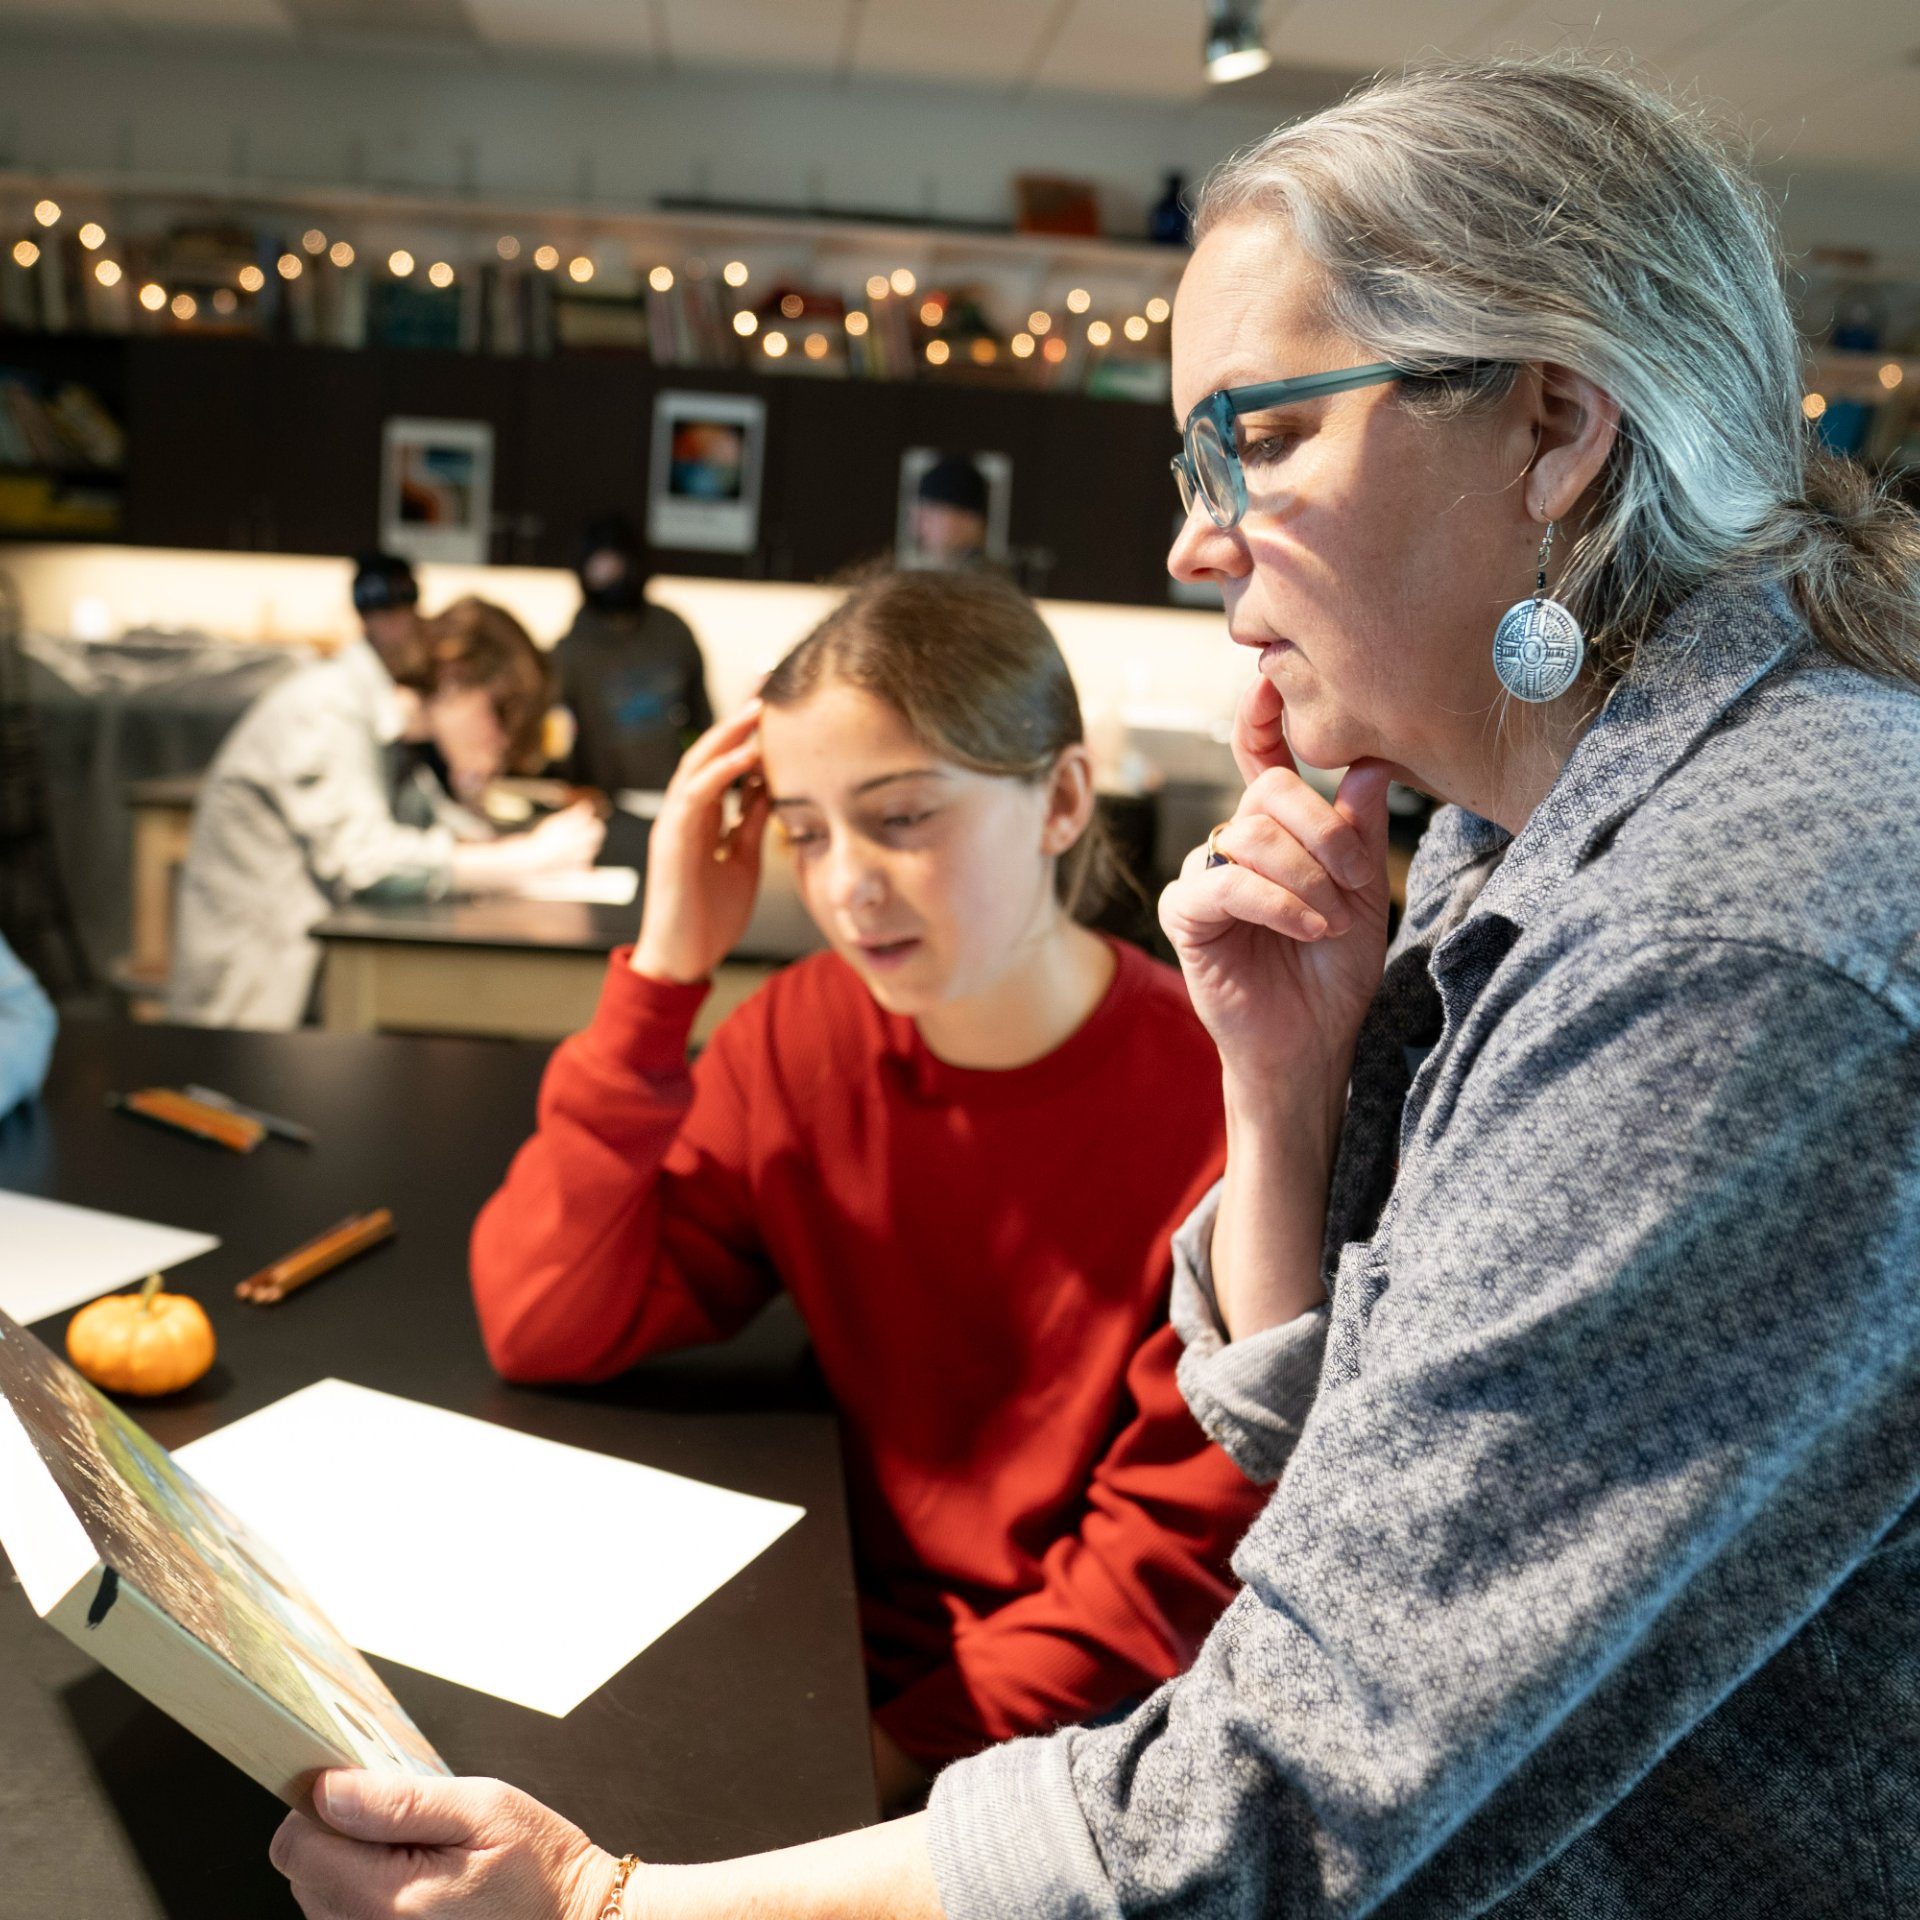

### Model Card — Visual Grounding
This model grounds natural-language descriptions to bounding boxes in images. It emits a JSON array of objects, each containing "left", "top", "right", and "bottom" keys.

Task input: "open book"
[{"left": 0, "top": 1307, "right": 446, "bottom": 1806}]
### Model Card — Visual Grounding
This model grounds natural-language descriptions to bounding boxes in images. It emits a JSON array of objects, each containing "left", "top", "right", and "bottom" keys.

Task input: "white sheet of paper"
[
  {"left": 0, "top": 1190, "right": 219, "bottom": 1326},
  {"left": 512, "top": 866, "right": 640, "bottom": 906},
  {"left": 176, "top": 1379, "right": 804, "bottom": 1717}
]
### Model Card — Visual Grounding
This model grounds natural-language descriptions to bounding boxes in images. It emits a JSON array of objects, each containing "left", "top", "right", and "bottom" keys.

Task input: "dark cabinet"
[
  {"left": 124, "top": 337, "right": 269, "bottom": 551},
  {"left": 82, "top": 333, "right": 1185, "bottom": 606}
]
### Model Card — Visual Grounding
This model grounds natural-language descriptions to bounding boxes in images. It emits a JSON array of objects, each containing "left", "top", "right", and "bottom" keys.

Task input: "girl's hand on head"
[
  {"left": 632, "top": 700, "right": 773, "bottom": 986},
  {"left": 1161, "top": 675, "right": 1393, "bottom": 1110},
  {"left": 270, "top": 1770, "right": 629, "bottom": 1919}
]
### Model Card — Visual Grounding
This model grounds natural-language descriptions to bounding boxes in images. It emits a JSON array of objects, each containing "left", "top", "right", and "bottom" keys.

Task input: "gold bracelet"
[{"left": 598, "top": 1852, "right": 643, "bottom": 1919}]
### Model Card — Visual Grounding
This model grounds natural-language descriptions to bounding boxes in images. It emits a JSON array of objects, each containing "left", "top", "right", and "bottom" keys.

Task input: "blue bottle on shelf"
[{"left": 1149, "top": 173, "right": 1190, "bottom": 247}]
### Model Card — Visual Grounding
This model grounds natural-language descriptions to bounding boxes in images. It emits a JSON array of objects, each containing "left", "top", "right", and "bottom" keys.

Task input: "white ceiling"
[{"left": 4, "top": 0, "right": 1917, "bottom": 172}]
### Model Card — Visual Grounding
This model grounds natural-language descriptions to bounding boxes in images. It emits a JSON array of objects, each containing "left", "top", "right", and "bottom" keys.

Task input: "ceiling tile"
[
  {"left": 1030, "top": 0, "right": 1202, "bottom": 99},
  {"left": 853, "top": 0, "right": 1052, "bottom": 88},
  {"left": 662, "top": 0, "right": 847, "bottom": 75},
  {"left": 102, "top": 0, "right": 290, "bottom": 24},
  {"left": 467, "top": 0, "right": 659, "bottom": 59},
  {"left": 1270, "top": 0, "right": 1522, "bottom": 71}
]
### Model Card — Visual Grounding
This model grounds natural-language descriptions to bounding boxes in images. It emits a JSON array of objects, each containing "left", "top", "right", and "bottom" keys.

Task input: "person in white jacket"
[
  {"left": 0, "top": 931, "right": 55, "bottom": 1113},
  {"left": 168, "top": 597, "right": 602, "bottom": 1031}
]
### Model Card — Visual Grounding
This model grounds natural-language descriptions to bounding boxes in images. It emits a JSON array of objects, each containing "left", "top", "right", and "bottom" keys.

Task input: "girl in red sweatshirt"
[{"left": 470, "top": 569, "right": 1265, "bottom": 1807}]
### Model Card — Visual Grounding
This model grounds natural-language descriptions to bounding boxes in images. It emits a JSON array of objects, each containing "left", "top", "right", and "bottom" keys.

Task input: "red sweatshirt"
[{"left": 470, "top": 938, "right": 1267, "bottom": 1765}]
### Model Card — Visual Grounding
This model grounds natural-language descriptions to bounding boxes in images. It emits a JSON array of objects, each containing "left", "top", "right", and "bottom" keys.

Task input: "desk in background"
[{"left": 0, "top": 1020, "right": 874, "bottom": 1918}]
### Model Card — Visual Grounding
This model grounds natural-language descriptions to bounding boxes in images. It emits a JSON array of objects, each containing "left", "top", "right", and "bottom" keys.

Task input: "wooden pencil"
[{"left": 236, "top": 1209, "right": 396, "bottom": 1305}]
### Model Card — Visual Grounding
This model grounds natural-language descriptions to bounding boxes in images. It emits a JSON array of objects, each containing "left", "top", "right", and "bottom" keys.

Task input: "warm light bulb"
[
  {"left": 237, "top": 264, "right": 266, "bottom": 293},
  {"left": 77, "top": 222, "right": 105, "bottom": 250},
  {"left": 1011, "top": 331, "right": 1035, "bottom": 359},
  {"left": 1145, "top": 296, "right": 1170, "bottom": 324},
  {"left": 1087, "top": 319, "right": 1112, "bottom": 347},
  {"left": 301, "top": 227, "right": 327, "bottom": 254},
  {"left": 277, "top": 252, "right": 303, "bottom": 280},
  {"left": 649, "top": 265, "right": 675, "bottom": 292},
  {"left": 780, "top": 292, "right": 804, "bottom": 319},
  {"left": 171, "top": 291, "right": 198, "bottom": 320},
  {"left": 32, "top": 199, "right": 60, "bottom": 227},
  {"left": 568, "top": 255, "right": 594, "bottom": 282},
  {"left": 890, "top": 267, "right": 916, "bottom": 295},
  {"left": 925, "top": 339, "right": 950, "bottom": 366},
  {"left": 866, "top": 274, "right": 889, "bottom": 300},
  {"left": 917, "top": 299, "right": 942, "bottom": 326},
  {"left": 212, "top": 287, "right": 237, "bottom": 314},
  {"left": 1042, "top": 336, "right": 1068, "bottom": 364},
  {"left": 969, "top": 338, "right": 996, "bottom": 365},
  {"left": 10, "top": 239, "right": 38, "bottom": 268},
  {"left": 1065, "top": 287, "right": 1091, "bottom": 314},
  {"left": 427, "top": 260, "right": 454, "bottom": 288},
  {"left": 533, "top": 245, "right": 559, "bottom": 272},
  {"left": 496, "top": 235, "right": 521, "bottom": 261},
  {"left": 723, "top": 259, "right": 749, "bottom": 287},
  {"left": 139, "top": 281, "right": 168, "bottom": 311},
  {"left": 763, "top": 331, "right": 789, "bottom": 358},
  {"left": 93, "top": 258, "right": 121, "bottom": 287},
  {"left": 1028, "top": 310, "right": 1052, "bottom": 335},
  {"left": 1801, "top": 393, "right": 1827, "bottom": 420},
  {"left": 804, "top": 332, "right": 830, "bottom": 360},
  {"left": 733, "top": 310, "right": 759, "bottom": 337},
  {"left": 1879, "top": 362, "right": 1905, "bottom": 390},
  {"left": 329, "top": 240, "right": 355, "bottom": 268},
  {"left": 389, "top": 249, "right": 415, "bottom": 277},
  {"left": 1124, "top": 314, "right": 1149, "bottom": 342},
  {"left": 844, "top": 310, "right": 869, "bottom": 337}
]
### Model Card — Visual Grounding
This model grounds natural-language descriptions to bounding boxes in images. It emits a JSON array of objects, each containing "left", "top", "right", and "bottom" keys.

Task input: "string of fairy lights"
[{"left": 6, "top": 195, "right": 1183, "bottom": 371}]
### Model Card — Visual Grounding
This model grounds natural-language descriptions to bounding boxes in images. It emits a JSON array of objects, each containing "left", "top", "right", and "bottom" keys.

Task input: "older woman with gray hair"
[{"left": 271, "top": 54, "right": 1920, "bottom": 1920}]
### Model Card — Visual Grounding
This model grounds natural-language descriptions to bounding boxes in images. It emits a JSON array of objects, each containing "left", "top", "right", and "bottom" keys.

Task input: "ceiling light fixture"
[{"left": 1204, "top": 0, "right": 1271, "bottom": 84}]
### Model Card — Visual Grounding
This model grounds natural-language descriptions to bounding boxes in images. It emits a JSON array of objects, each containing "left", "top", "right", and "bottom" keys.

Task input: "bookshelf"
[{"left": 0, "top": 171, "right": 1186, "bottom": 401}]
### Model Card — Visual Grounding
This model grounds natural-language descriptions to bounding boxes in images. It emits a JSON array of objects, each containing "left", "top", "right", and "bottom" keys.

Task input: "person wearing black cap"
[
  {"left": 350, "top": 552, "right": 424, "bottom": 679},
  {"left": 552, "top": 514, "right": 713, "bottom": 796},
  {"left": 910, "top": 453, "right": 991, "bottom": 568}
]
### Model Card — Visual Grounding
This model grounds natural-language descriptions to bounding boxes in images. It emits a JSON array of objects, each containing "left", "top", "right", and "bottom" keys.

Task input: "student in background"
[
  {"left": 552, "top": 514, "right": 712, "bottom": 795},
  {"left": 169, "top": 597, "right": 603, "bottom": 1031},
  {"left": 349, "top": 551, "right": 423, "bottom": 678},
  {"left": 470, "top": 568, "right": 1265, "bottom": 1810},
  {"left": 0, "top": 931, "right": 55, "bottom": 1113}
]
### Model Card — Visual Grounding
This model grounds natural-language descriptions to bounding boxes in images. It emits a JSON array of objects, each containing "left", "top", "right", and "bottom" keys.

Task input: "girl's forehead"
[{"left": 761, "top": 683, "right": 952, "bottom": 798}]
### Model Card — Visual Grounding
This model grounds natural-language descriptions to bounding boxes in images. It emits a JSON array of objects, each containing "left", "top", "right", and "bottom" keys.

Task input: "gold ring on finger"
[{"left": 1205, "top": 821, "right": 1235, "bottom": 870}]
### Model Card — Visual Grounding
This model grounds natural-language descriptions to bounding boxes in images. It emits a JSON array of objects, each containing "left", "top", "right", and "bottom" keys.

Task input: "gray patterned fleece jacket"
[{"left": 927, "top": 575, "right": 1920, "bottom": 1917}]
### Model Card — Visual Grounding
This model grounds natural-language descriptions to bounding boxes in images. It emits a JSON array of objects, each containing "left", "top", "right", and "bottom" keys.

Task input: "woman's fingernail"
[
  {"left": 1341, "top": 850, "right": 1373, "bottom": 888},
  {"left": 1299, "top": 911, "right": 1329, "bottom": 939},
  {"left": 318, "top": 1773, "right": 363, "bottom": 1823}
]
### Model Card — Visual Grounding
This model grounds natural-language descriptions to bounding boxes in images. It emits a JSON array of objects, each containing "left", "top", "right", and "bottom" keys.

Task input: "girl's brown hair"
[
  {"left": 393, "top": 597, "right": 554, "bottom": 773},
  {"left": 761, "top": 569, "right": 1122, "bottom": 920}
]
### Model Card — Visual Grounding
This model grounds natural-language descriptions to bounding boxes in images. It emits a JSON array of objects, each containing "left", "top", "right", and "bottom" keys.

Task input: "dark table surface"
[
  {"left": 312, "top": 892, "right": 640, "bottom": 953},
  {"left": 0, "top": 1020, "right": 874, "bottom": 1919}
]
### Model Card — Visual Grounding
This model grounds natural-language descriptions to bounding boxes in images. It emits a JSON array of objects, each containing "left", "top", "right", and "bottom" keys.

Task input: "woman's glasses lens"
[{"left": 1190, "top": 417, "right": 1239, "bottom": 527}]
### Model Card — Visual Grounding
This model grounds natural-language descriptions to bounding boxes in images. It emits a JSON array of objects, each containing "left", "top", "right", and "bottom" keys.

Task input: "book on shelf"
[{"left": 0, "top": 1307, "right": 447, "bottom": 1809}]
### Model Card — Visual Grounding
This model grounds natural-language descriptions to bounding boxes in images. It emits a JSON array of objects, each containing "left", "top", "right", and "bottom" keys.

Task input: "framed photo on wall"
[
  {"left": 895, "top": 447, "right": 1012, "bottom": 570},
  {"left": 379, "top": 417, "right": 495, "bottom": 566},
  {"left": 647, "top": 390, "right": 766, "bottom": 554}
]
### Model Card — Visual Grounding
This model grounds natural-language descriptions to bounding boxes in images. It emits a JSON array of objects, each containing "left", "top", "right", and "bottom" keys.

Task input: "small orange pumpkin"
[{"left": 67, "top": 1272, "right": 217, "bottom": 1397}]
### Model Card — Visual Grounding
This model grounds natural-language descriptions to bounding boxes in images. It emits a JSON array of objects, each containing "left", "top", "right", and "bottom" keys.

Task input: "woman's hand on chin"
[
  {"left": 271, "top": 1770, "right": 624, "bottom": 1919},
  {"left": 1160, "top": 674, "right": 1393, "bottom": 1109}
]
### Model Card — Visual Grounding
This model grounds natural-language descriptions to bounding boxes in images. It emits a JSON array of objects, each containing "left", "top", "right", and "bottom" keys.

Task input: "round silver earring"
[{"left": 1492, "top": 522, "right": 1585, "bottom": 703}]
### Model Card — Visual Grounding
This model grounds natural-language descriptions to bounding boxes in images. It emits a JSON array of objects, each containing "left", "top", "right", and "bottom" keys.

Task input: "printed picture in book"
[{"left": 0, "top": 1318, "right": 443, "bottom": 1774}]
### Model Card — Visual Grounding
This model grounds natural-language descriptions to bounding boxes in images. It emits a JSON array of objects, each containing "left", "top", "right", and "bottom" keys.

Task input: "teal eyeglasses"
[{"left": 1171, "top": 362, "right": 1409, "bottom": 530}]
